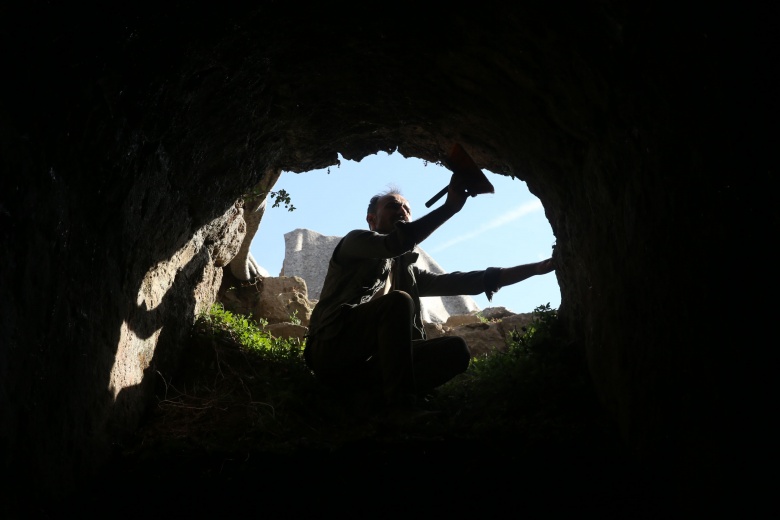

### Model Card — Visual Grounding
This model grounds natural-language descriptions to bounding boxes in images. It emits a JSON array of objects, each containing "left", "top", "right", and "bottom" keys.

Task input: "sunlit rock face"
[{"left": 0, "top": 1, "right": 773, "bottom": 501}]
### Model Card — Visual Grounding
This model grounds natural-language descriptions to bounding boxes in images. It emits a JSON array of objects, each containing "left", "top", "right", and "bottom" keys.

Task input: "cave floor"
[
  {"left": 46, "top": 417, "right": 702, "bottom": 519},
  {"left": 27, "top": 334, "right": 733, "bottom": 518}
]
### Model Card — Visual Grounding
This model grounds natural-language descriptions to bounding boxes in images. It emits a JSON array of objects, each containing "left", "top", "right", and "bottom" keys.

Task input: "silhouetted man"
[{"left": 304, "top": 173, "right": 556, "bottom": 414}]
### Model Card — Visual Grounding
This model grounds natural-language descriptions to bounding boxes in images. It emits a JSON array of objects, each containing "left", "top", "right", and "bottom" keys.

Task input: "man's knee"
[
  {"left": 385, "top": 289, "right": 413, "bottom": 306},
  {"left": 383, "top": 290, "right": 414, "bottom": 317},
  {"left": 422, "top": 335, "right": 471, "bottom": 373},
  {"left": 447, "top": 336, "right": 471, "bottom": 372}
]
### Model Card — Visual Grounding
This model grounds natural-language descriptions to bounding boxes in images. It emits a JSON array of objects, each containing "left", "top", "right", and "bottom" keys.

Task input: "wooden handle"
[{"left": 425, "top": 186, "right": 449, "bottom": 208}]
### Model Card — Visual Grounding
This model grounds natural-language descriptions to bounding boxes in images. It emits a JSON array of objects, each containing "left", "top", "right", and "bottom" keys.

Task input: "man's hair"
[{"left": 366, "top": 185, "right": 403, "bottom": 216}]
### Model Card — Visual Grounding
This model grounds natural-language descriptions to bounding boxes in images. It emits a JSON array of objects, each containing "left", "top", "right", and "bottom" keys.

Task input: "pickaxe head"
[{"left": 425, "top": 143, "right": 494, "bottom": 208}]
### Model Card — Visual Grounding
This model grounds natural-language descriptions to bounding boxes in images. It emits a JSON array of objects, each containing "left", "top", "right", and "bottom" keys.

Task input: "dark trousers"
[{"left": 306, "top": 291, "right": 471, "bottom": 405}]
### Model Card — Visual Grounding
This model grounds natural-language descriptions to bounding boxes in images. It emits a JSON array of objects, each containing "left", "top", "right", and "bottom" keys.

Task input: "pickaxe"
[{"left": 425, "top": 143, "right": 495, "bottom": 208}]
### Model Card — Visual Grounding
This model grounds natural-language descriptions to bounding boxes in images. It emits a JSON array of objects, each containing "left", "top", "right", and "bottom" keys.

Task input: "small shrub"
[
  {"left": 197, "top": 303, "right": 305, "bottom": 366},
  {"left": 427, "top": 303, "right": 596, "bottom": 441}
]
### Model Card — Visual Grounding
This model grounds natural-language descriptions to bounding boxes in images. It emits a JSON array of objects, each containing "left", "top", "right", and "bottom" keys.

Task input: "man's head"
[{"left": 366, "top": 187, "right": 411, "bottom": 233}]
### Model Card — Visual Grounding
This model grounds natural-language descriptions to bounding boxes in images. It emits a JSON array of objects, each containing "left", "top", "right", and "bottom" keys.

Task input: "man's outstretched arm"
[{"left": 497, "top": 258, "right": 556, "bottom": 288}]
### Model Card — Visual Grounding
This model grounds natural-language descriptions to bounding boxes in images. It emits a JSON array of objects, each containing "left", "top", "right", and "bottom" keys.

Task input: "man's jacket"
[{"left": 306, "top": 222, "right": 501, "bottom": 343}]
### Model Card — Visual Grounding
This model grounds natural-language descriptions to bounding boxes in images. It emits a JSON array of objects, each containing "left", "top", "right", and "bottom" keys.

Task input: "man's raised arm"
[{"left": 403, "top": 172, "right": 469, "bottom": 245}]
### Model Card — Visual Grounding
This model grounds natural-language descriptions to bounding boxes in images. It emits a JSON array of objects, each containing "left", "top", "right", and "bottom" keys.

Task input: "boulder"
[
  {"left": 266, "top": 323, "right": 308, "bottom": 342},
  {"left": 218, "top": 274, "right": 313, "bottom": 327}
]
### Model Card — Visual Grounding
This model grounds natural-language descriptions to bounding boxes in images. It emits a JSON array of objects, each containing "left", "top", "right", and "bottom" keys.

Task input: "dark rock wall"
[{"left": 1, "top": 1, "right": 775, "bottom": 499}]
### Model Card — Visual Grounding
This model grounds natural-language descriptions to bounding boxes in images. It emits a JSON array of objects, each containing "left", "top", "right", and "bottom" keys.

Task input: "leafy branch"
[{"left": 270, "top": 189, "right": 296, "bottom": 212}]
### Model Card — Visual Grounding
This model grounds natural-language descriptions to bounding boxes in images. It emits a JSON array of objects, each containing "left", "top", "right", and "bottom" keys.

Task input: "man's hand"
[
  {"left": 443, "top": 172, "right": 469, "bottom": 214},
  {"left": 498, "top": 257, "right": 556, "bottom": 288},
  {"left": 535, "top": 257, "right": 556, "bottom": 275}
]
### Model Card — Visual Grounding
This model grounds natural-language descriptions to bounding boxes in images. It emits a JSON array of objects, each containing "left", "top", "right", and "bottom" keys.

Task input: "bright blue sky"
[{"left": 249, "top": 151, "right": 560, "bottom": 314}]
